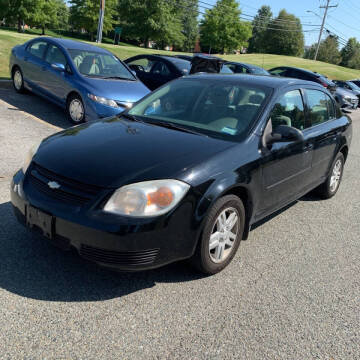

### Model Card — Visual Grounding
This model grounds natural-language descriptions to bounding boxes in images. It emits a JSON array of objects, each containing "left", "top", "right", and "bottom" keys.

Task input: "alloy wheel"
[
  {"left": 13, "top": 70, "right": 23, "bottom": 90},
  {"left": 330, "top": 159, "right": 342, "bottom": 193},
  {"left": 209, "top": 207, "right": 239, "bottom": 263},
  {"left": 69, "top": 99, "right": 84, "bottom": 123}
]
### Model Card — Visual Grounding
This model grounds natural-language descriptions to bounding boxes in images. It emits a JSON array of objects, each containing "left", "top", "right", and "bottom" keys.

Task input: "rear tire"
[
  {"left": 316, "top": 152, "right": 344, "bottom": 199},
  {"left": 67, "top": 94, "right": 85, "bottom": 124},
  {"left": 191, "top": 195, "right": 245, "bottom": 275},
  {"left": 12, "top": 67, "right": 25, "bottom": 93}
]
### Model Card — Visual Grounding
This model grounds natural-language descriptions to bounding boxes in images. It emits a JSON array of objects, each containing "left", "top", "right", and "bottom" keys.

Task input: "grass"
[{"left": 1, "top": 28, "right": 360, "bottom": 80}]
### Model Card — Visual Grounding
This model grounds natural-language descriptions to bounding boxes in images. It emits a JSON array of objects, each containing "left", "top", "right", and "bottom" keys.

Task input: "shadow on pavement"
[
  {"left": 0, "top": 86, "right": 69, "bottom": 129},
  {"left": 0, "top": 201, "right": 205, "bottom": 302}
]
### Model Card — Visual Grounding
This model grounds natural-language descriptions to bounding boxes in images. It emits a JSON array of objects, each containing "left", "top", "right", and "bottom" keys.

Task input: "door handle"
[{"left": 304, "top": 143, "right": 314, "bottom": 151}]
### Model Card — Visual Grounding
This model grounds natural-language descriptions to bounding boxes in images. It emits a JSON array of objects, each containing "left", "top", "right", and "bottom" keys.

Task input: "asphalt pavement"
[{"left": 0, "top": 84, "right": 359, "bottom": 359}]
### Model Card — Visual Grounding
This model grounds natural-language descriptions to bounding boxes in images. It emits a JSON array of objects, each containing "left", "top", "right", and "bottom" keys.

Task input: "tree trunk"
[
  {"left": 17, "top": 18, "right": 21, "bottom": 33},
  {"left": 144, "top": 38, "right": 148, "bottom": 48},
  {"left": 42, "top": 26, "right": 45, "bottom": 35}
]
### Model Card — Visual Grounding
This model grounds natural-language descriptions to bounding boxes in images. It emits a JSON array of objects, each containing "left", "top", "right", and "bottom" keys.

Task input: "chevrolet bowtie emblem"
[{"left": 48, "top": 181, "right": 61, "bottom": 189}]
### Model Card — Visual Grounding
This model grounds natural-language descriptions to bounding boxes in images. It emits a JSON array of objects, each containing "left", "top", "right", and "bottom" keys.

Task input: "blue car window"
[
  {"left": 69, "top": 49, "right": 134, "bottom": 80},
  {"left": 28, "top": 41, "right": 48, "bottom": 59},
  {"left": 45, "top": 45, "right": 67, "bottom": 66}
]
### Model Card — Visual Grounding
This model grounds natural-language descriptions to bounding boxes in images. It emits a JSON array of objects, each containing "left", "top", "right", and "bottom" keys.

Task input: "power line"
[{"left": 314, "top": 0, "right": 338, "bottom": 60}]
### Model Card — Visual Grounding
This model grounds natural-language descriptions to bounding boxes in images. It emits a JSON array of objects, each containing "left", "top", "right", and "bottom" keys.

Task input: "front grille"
[
  {"left": 80, "top": 244, "right": 159, "bottom": 266},
  {"left": 28, "top": 162, "right": 102, "bottom": 206}
]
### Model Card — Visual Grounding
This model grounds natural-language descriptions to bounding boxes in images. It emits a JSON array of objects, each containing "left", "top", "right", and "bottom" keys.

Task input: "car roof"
[
  {"left": 32, "top": 37, "right": 109, "bottom": 54},
  {"left": 270, "top": 66, "right": 320, "bottom": 77},
  {"left": 182, "top": 73, "right": 322, "bottom": 89}
]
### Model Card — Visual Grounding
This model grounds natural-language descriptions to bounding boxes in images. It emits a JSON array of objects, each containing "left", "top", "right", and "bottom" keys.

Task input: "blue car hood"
[{"left": 83, "top": 77, "right": 150, "bottom": 103}]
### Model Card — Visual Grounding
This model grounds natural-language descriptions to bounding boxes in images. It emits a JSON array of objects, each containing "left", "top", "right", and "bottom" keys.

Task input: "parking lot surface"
[{"left": 0, "top": 84, "right": 359, "bottom": 359}]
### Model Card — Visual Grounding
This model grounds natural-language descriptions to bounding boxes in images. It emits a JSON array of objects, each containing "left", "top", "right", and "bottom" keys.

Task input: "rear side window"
[
  {"left": 305, "top": 89, "right": 332, "bottom": 126},
  {"left": 270, "top": 68, "right": 288, "bottom": 77},
  {"left": 28, "top": 41, "right": 48, "bottom": 59},
  {"left": 270, "top": 90, "right": 306, "bottom": 130}
]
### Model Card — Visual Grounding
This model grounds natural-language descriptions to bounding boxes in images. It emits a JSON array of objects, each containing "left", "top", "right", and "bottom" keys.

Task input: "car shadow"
[
  {"left": 0, "top": 201, "right": 205, "bottom": 302},
  {"left": 0, "top": 86, "right": 70, "bottom": 129}
]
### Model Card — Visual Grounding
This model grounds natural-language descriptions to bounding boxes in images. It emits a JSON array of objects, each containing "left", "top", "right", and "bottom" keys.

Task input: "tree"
[
  {"left": 248, "top": 5, "right": 272, "bottom": 53},
  {"left": 341, "top": 37, "right": 360, "bottom": 69},
  {"left": 316, "top": 35, "right": 341, "bottom": 65},
  {"left": 69, "top": 0, "right": 116, "bottom": 41},
  {"left": 265, "top": 9, "right": 304, "bottom": 56},
  {"left": 181, "top": 0, "right": 198, "bottom": 52},
  {"left": 0, "top": 0, "right": 37, "bottom": 31},
  {"left": 117, "top": 0, "right": 185, "bottom": 48},
  {"left": 30, "top": 0, "right": 59, "bottom": 35},
  {"left": 199, "top": 0, "right": 252, "bottom": 54}
]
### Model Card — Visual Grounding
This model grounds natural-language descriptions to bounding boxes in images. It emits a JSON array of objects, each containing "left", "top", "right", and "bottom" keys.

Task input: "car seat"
[{"left": 79, "top": 55, "right": 100, "bottom": 75}]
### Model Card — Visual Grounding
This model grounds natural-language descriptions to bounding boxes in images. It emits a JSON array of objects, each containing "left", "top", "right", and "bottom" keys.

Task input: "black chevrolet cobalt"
[{"left": 11, "top": 74, "right": 352, "bottom": 274}]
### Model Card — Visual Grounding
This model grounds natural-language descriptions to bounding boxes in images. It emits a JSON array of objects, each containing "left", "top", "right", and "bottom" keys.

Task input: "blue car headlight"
[{"left": 88, "top": 94, "right": 133, "bottom": 109}]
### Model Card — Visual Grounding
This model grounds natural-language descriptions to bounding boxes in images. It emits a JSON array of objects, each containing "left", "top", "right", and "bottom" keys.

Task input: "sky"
[{"left": 205, "top": 0, "right": 360, "bottom": 46}]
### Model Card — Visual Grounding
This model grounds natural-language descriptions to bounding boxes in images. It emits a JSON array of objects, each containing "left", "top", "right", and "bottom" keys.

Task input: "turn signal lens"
[{"left": 103, "top": 180, "right": 190, "bottom": 217}]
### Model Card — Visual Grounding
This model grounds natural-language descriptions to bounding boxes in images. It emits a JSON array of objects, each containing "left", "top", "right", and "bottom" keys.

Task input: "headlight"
[
  {"left": 88, "top": 94, "right": 119, "bottom": 108},
  {"left": 22, "top": 140, "right": 41, "bottom": 174},
  {"left": 103, "top": 179, "right": 190, "bottom": 217},
  {"left": 344, "top": 96, "right": 352, "bottom": 102}
]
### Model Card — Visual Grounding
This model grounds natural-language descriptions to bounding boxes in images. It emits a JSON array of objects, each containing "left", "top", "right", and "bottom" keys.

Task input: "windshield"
[
  {"left": 128, "top": 78, "right": 271, "bottom": 140},
  {"left": 69, "top": 49, "right": 135, "bottom": 80},
  {"left": 347, "top": 81, "right": 360, "bottom": 90}
]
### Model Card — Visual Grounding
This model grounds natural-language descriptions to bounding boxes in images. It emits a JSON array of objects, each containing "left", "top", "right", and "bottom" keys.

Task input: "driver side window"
[{"left": 270, "top": 90, "right": 306, "bottom": 131}]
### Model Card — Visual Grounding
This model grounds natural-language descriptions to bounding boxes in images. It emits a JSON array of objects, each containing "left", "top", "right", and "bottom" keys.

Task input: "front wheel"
[
  {"left": 316, "top": 152, "right": 344, "bottom": 199},
  {"left": 191, "top": 195, "right": 245, "bottom": 275},
  {"left": 12, "top": 67, "right": 25, "bottom": 93},
  {"left": 67, "top": 94, "right": 85, "bottom": 124}
]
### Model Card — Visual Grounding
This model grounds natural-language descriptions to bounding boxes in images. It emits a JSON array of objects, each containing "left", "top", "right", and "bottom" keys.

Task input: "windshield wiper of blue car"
[
  {"left": 146, "top": 120, "right": 206, "bottom": 137},
  {"left": 103, "top": 76, "right": 136, "bottom": 81}
]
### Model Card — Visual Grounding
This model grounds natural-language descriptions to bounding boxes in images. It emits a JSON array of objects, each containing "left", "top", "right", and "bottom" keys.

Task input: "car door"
[
  {"left": 147, "top": 60, "right": 177, "bottom": 90},
  {"left": 22, "top": 40, "right": 49, "bottom": 93},
  {"left": 303, "top": 88, "right": 340, "bottom": 182},
  {"left": 42, "top": 43, "right": 72, "bottom": 105},
  {"left": 259, "top": 89, "right": 313, "bottom": 213}
]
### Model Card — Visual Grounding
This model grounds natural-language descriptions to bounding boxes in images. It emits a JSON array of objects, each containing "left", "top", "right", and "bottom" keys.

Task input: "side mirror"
[
  {"left": 266, "top": 125, "right": 304, "bottom": 146},
  {"left": 51, "top": 63, "right": 65, "bottom": 71}
]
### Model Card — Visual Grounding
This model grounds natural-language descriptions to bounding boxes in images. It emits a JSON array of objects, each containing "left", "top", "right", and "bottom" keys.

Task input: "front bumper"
[{"left": 10, "top": 170, "right": 198, "bottom": 271}]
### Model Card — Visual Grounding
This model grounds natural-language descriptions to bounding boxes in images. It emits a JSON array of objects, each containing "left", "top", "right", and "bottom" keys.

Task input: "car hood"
[
  {"left": 82, "top": 77, "right": 150, "bottom": 103},
  {"left": 34, "top": 117, "right": 233, "bottom": 188}
]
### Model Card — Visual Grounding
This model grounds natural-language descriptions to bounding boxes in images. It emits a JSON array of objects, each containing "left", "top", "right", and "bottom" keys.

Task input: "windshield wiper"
[
  {"left": 103, "top": 76, "right": 135, "bottom": 81},
  {"left": 147, "top": 120, "right": 206, "bottom": 137},
  {"left": 121, "top": 113, "right": 145, "bottom": 123}
]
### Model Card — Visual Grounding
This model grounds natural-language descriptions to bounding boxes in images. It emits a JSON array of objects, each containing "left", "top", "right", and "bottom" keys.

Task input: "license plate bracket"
[{"left": 26, "top": 205, "right": 54, "bottom": 239}]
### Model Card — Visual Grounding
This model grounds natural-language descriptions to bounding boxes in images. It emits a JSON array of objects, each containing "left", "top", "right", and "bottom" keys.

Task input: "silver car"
[{"left": 334, "top": 87, "right": 358, "bottom": 109}]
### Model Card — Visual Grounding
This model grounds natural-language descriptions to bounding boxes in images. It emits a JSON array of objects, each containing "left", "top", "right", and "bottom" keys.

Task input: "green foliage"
[
  {"left": 30, "top": 0, "right": 59, "bottom": 35},
  {"left": 117, "top": 0, "right": 185, "bottom": 48},
  {"left": 248, "top": 5, "right": 272, "bottom": 53},
  {"left": 181, "top": 0, "right": 198, "bottom": 52},
  {"left": 265, "top": 9, "right": 304, "bottom": 57},
  {"left": 200, "top": 0, "right": 252, "bottom": 54},
  {"left": 69, "top": 0, "right": 116, "bottom": 40},
  {"left": 0, "top": 0, "right": 37, "bottom": 30},
  {"left": 317, "top": 35, "right": 341, "bottom": 65},
  {"left": 341, "top": 38, "right": 360, "bottom": 70}
]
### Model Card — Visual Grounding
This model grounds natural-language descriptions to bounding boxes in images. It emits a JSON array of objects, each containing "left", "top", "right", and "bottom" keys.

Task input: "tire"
[
  {"left": 316, "top": 152, "right": 345, "bottom": 199},
  {"left": 67, "top": 94, "right": 85, "bottom": 124},
  {"left": 191, "top": 195, "right": 245, "bottom": 275},
  {"left": 12, "top": 67, "right": 25, "bottom": 93}
]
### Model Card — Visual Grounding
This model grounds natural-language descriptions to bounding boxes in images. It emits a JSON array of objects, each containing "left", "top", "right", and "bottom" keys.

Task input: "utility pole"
[
  {"left": 96, "top": 0, "right": 105, "bottom": 43},
  {"left": 314, "top": 0, "right": 337, "bottom": 61}
]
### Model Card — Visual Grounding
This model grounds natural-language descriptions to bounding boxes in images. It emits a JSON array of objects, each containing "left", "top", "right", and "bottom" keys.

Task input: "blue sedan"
[{"left": 9, "top": 37, "right": 150, "bottom": 124}]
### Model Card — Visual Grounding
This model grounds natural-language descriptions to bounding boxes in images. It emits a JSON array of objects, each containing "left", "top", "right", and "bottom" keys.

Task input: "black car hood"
[{"left": 34, "top": 117, "right": 233, "bottom": 188}]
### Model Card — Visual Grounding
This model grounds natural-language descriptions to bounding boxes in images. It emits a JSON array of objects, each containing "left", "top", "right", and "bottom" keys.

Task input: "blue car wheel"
[
  {"left": 67, "top": 93, "right": 85, "bottom": 124},
  {"left": 12, "top": 67, "right": 25, "bottom": 94}
]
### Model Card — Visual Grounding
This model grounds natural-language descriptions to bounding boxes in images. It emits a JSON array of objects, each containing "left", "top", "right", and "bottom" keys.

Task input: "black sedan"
[
  {"left": 269, "top": 66, "right": 336, "bottom": 92},
  {"left": 11, "top": 75, "right": 351, "bottom": 274},
  {"left": 124, "top": 54, "right": 232, "bottom": 90}
]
